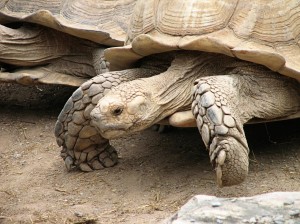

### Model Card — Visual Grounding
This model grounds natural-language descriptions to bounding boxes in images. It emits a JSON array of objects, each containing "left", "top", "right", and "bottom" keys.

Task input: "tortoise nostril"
[
  {"left": 91, "top": 113, "right": 100, "bottom": 121},
  {"left": 91, "top": 109, "right": 101, "bottom": 122}
]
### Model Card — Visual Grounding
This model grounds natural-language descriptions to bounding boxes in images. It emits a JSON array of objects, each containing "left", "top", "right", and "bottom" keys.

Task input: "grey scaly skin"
[
  {"left": 192, "top": 72, "right": 300, "bottom": 186},
  {"left": 55, "top": 55, "right": 172, "bottom": 171},
  {"left": 90, "top": 52, "right": 300, "bottom": 186}
]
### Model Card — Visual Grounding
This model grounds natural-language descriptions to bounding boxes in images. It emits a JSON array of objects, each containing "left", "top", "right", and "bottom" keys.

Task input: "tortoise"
[
  {"left": 55, "top": 0, "right": 300, "bottom": 186},
  {"left": 0, "top": 0, "right": 137, "bottom": 88}
]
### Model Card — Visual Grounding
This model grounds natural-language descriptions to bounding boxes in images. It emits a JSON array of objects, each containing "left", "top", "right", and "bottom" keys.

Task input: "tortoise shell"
[
  {"left": 0, "top": 0, "right": 137, "bottom": 46},
  {"left": 106, "top": 0, "right": 300, "bottom": 81}
]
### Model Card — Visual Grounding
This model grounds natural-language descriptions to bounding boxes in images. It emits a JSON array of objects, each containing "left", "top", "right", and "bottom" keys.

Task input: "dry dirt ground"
[{"left": 0, "top": 106, "right": 299, "bottom": 224}]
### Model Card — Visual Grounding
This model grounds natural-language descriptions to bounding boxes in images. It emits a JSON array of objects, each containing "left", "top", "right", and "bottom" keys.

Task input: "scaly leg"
[
  {"left": 55, "top": 68, "right": 166, "bottom": 171},
  {"left": 192, "top": 73, "right": 299, "bottom": 186}
]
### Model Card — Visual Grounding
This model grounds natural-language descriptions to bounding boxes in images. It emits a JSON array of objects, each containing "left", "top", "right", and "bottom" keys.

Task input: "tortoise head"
[{"left": 90, "top": 81, "right": 157, "bottom": 139}]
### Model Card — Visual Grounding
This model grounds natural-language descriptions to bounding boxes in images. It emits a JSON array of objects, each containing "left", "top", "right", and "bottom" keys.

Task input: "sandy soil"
[{"left": 0, "top": 106, "right": 299, "bottom": 224}]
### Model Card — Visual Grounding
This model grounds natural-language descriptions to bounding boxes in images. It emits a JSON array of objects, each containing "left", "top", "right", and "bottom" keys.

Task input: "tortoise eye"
[{"left": 112, "top": 107, "right": 123, "bottom": 116}]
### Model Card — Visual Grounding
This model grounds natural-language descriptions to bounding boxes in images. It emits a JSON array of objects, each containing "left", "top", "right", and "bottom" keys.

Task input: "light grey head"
[{"left": 90, "top": 82, "right": 158, "bottom": 139}]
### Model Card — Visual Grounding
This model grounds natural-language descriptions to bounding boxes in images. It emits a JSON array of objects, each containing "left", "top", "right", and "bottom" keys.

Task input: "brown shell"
[
  {"left": 0, "top": 0, "right": 137, "bottom": 46},
  {"left": 105, "top": 0, "right": 300, "bottom": 81}
]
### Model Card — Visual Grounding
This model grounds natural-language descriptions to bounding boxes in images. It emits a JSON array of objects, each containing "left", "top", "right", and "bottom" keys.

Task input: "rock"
[
  {"left": 164, "top": 192, "right": 300, "bottom": 224},
  {"left": 211, "top": 201, "right": 221, "bottom": 207},
  {"left": 289, "top": 209, "right": 300, "bottom": 217},
  {"left": 74, "top": 211, "right": 84, "bottom": 217}
]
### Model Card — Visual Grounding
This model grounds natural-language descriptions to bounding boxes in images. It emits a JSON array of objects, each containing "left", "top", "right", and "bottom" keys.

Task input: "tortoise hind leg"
[{"left": 192, "top": 73, "right": 300, "bottom": 186}]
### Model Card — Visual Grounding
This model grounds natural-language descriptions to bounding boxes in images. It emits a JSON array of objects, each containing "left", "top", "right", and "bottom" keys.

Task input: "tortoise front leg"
[
  {"left": 192, "top": 75, "right": 249, "bottom": 186},
  {"left": 192, "top": 73, "right": 300, "bottom": 186},
  {"left": 55, "top": 68, "right": 161, "bottom": 171}
]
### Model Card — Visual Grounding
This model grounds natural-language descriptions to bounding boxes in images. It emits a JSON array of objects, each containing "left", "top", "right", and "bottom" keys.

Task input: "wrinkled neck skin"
[
  {"left": 140, "top": 52, "right": 242, "bottom": 124},
  {"left": 146, "top": 52, "right": 209, "bottom": 123}
]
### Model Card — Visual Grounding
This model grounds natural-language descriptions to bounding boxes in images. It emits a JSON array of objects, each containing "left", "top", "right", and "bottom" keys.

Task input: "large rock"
[{"left": 165, "top": 192, "right": 300, "bottom": 224}]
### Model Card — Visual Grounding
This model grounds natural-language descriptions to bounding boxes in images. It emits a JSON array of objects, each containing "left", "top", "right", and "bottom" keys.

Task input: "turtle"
[
  {"left": 55, "top": 0, "right": 300, "bottom": 186},
  {"left": 0, "top": 0, "right": 137, "bottom": 87}
]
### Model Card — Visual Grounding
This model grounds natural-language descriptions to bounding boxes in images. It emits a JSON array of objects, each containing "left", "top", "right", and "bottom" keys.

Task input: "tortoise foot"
[
  {"left": 61, "top": 144, "right": 118, "bottom": 172},
  {"left": 209, "top": 137, "right": 248, "bottom": 187},
  {"left": 192, "top": 76, "right": 250, "bottom": 186}
]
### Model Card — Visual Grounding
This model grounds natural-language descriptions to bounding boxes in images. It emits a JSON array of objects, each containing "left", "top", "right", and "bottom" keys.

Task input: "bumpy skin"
[
  {"left": 55, "top": 60, "right": 169, "bottom": 171},
  {"left": 192, "top": 74, "right": 300, "bottom": 186},
  {"left": 192, "top": 77, "right": 249, "bottom": 186}
]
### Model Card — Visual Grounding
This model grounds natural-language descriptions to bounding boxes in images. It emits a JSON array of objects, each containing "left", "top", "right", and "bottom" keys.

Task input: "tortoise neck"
[{"left": 147, "top": 52, "right": 216, "bottom": 121}]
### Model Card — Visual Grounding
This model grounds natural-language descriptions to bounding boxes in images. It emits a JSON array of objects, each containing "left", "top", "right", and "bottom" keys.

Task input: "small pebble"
[
  {"left": 230, "top": 198, "right": 237, "bottom": 202},
  {"left": 74, "top": 212, "right": 83, "bottom": 217},
  {"left": 249, "top": 217, "right": 256, "bottom": 223},
  {"left": 273, "top": 215, "right": 284, "bottom": 224},
  {"left": 289, "top": 209, "right": 300, "bottom": 217},
  {"left": 216, "top": 219, "right": 223, "bottom": 224},
  {"left": 274, "top": 220, "right": 284, "bottom": 224},
  {"left": 259, "top": 216, "right": 273, "bottom": 223},
  {"left": 283, "top": 201, "right": 294, "bottom": 206},
  {"left": 211, "top": 201, "right": 222, "bottom": 207}
]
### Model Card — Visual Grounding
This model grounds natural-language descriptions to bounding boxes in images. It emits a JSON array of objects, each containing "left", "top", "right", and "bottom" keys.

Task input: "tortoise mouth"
[
  {"left": 90, "top": 105, "right": 132, "bottom": 139},
  {"left": 99, "top": 129, "right": 127, "bottom": 139},
  {"left": 91, "top": 119, "right": 130, "bottom": 139}
]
